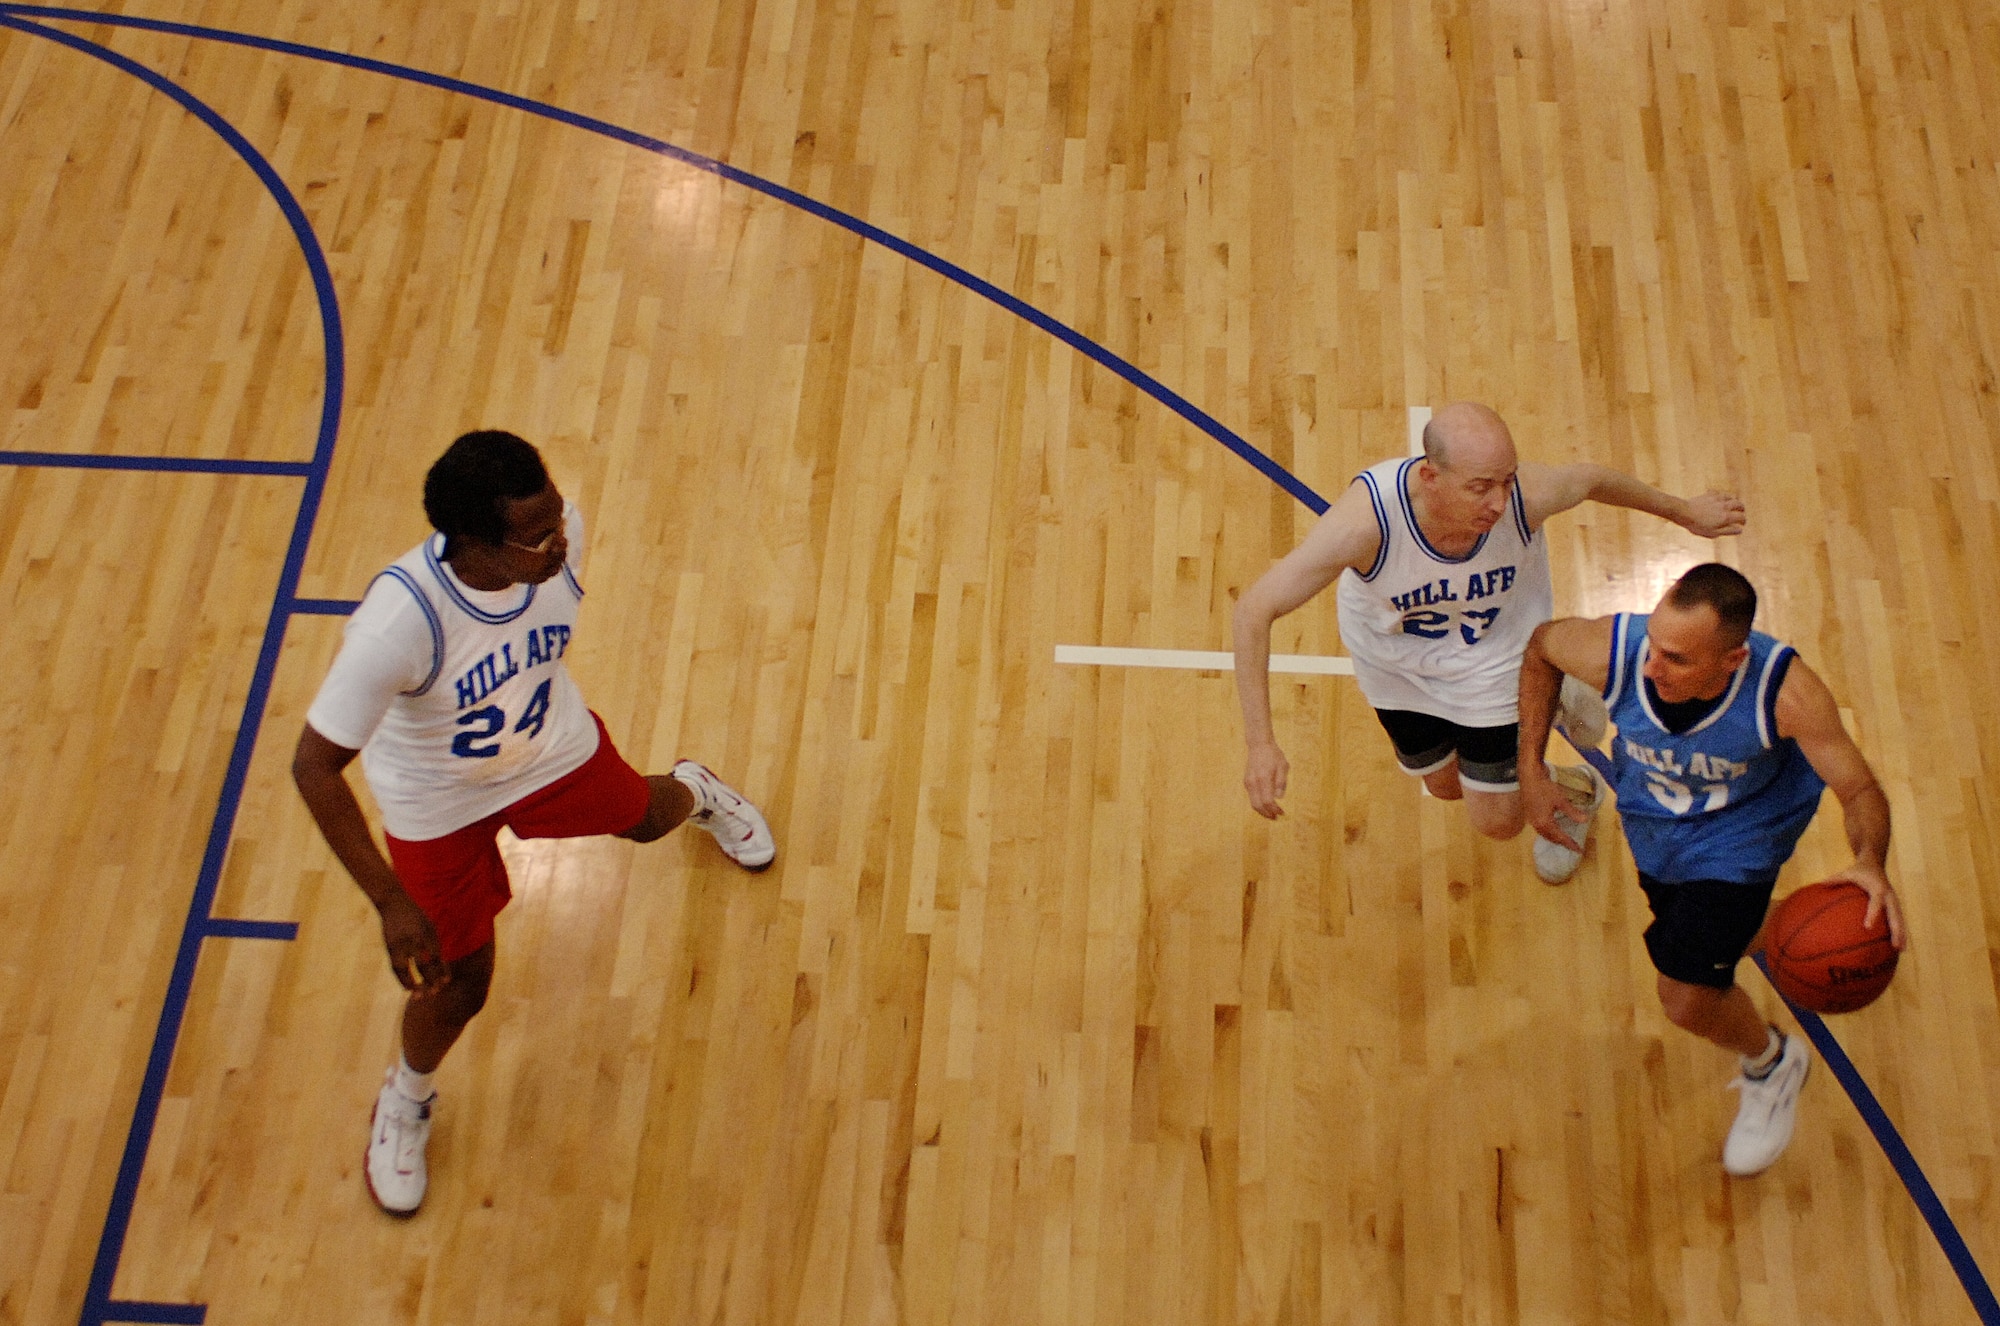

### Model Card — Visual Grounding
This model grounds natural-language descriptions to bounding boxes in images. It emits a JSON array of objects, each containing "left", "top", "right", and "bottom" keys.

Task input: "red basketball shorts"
[{"left": 384, "top": 713, "right": 651, "bottom": 962}]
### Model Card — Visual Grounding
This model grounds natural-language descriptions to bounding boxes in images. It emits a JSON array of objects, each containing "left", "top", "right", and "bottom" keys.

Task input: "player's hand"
[
  {"left": 1679, "top": 490, "right": 1746, "bottom": 538},
  {"left": 1244, "top": 741, "right": 1289, "bottom": 819},
  {"left": 1826, "top": 859, "right": 1906, "bottom": 950},
  {"left": 1522, "top": 769, "right": 1585, "bottom": 852},
  {"left": 378, "top": 891, "right": 451, "bottom": 995}
]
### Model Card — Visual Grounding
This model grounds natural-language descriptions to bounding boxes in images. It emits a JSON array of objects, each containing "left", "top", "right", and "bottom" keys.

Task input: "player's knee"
[
  {"left": 1656, "top": 976, "right": 1719, "bottom": 1032},
  {"left": 1464, "top": 792, "right": 1524, "bottom": 840},
  {"left": 440, "top": 951, "right": 494, "bottom": 1023},
  {"left": 446, "top": 970, "right": 492, "bottom": 1022}
]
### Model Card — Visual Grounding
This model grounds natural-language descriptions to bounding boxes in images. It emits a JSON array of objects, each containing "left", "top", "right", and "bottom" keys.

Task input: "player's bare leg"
[
  {"left": 1660, "top": 974, "right": 1812, "bottom": 1175},
  {"left": 401, "top": 941, "right": 495, "bottom": 1072},
  {"left": 1462, "top": 788, "right": 1525, "bottom": 841},
  {"left": 1421, "top": 763, "right": 1465, "bottom": 801},
  {"left": 1420, "top": 760, "right": 1528, "bottom": 842},
  {"left": 620, "top": 775, "right": 696, "bottom": 843},
  {"left": 1656, "top": 975, "right": 1769, "bottom": 1056},
  {"left": 369, "top": 941, "right": 492, "bottom": 1214}
]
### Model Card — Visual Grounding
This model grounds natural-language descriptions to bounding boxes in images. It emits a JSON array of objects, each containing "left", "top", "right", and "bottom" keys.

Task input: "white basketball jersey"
[
  {"left": 1334, "top": 457, "right": 1554, "bottom": 727},
  {"left": 307, "top": 505, "right": 600, "bottom": 840}
]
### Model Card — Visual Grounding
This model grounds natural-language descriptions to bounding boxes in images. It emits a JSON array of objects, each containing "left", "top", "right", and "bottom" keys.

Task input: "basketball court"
[{"left": 1, "top": 0, "right": 1997, "bottom": 1321}]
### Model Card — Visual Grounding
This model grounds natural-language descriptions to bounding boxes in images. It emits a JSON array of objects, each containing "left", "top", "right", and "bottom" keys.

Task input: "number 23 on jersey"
[{"left": 1401, "top": 605, "right": 1503, "bottom": 644}]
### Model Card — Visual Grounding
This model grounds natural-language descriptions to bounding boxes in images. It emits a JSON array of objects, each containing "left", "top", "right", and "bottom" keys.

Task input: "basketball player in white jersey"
[
  {"left": 292, "top": 430, "right": 776, "bottom": 1215},
  {"left": 1234, "top": 403, "right": 1745, "bottom": 879}
]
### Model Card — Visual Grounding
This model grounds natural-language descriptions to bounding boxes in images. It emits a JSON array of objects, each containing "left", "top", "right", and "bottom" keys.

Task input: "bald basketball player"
[{"left": 1233, "top": 403, "right": 1746, "bottom": 881}]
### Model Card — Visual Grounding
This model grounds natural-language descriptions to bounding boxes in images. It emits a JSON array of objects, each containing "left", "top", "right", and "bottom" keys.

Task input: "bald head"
[{"left": 1421, "top": 402, "right": 1517, "bottom": 473}]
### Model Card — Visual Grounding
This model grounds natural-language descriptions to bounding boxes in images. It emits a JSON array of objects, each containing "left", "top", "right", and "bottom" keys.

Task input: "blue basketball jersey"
[{"left": 1603, "top": 613, "right": 1827, "bottom": 885}]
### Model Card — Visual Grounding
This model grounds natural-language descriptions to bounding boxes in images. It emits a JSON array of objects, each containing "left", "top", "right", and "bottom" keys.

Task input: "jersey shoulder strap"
[
  {"left": 1604, "top": 613, "right": 1643, "bottom": 708},
  {"left": 1749, "top": 632, "right": 1797, "bottom": 749},
  {"left": 364, "top": 562, "right": 447, "bottom": 698},
  {"left": 1351, "top": 463, "right": 1397, "bottom": 581}
]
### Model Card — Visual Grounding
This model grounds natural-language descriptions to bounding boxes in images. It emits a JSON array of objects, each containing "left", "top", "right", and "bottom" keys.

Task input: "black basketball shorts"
[
  {"left": 1637, "top": 874, "right": 1778, "bottom": 989},
  {"left": 1372, "top": 708, "right": 1519, "bottom": 792}
]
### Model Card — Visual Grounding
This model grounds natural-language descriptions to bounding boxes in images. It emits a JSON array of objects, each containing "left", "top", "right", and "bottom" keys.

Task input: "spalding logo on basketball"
[{"left": 1764, "top": 879, "right": 1899, "bottom": 1014}]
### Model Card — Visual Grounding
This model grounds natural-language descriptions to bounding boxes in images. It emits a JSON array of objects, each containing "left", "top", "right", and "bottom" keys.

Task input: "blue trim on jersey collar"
[
  {"left": 1355, "top": 471, "right": 1391, "bottom": 581},
  {"left": 423, "top": 532, "right": 537, "bottom": 624},
  {"left": 375, "top": 567, "right": 445, "bottom": 696},
  {"left": 1635, "top": 637, "right": 1747, "bottom": 735},
  {"left": 1396, "top": 457, "right": 1491, "bottom": 565}
]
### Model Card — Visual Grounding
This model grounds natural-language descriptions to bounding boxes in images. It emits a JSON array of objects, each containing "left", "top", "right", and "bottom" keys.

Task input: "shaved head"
[
  {"left": 1664, "top": 562, "right": 1757, "bottom": 649},
  {"left": 1421, "top": 402, "right": 1517, "bottom": 472}
]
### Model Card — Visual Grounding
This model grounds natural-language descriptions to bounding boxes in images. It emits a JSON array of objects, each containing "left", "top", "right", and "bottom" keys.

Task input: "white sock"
[
  {"left": 1742, "top": 1026, "right": 1783, "bottom": 1079},
  {"left": 673, "top": 763, "right": 714, "bottom": 814},
  {"left": 394, "top": 1052, "right": 436, "bottom": 1103}
]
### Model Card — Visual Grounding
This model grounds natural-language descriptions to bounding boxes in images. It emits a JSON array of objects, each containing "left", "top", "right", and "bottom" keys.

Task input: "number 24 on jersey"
[{"left": 451, "top": 679, "right": 552, "bottom": 758}]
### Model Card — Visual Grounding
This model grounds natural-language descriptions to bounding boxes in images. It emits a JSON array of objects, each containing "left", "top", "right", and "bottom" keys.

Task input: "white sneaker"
[
  {"left": 671, "top": 760, "right": 777, "bottom": 871},
  {"left": 1724, "top": 1032, "right": 1811, "bottom": 1176},
  {"left": 1532, "top": 763, "right": 1606, "bottom": 884},
  {"left": 366, "top": 1074, "right": 433, "bottom": 1215},
  {"left": 1554, "top": 675, "right": 1609, "bottom": 750}
]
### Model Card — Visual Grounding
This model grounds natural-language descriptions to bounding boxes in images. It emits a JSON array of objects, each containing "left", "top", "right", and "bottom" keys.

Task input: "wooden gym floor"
[{"left": 1, "top": 0, "right": 1998, "bottom": 1321}]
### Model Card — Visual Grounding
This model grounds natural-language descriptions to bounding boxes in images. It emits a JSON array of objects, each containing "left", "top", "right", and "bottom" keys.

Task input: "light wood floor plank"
[{"left": 1, "top": 0, "right": 1998, "bottom": 1321}]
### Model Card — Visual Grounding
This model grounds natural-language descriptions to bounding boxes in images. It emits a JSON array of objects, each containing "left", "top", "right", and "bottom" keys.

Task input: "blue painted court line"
[
  {"left": 0, "top": 2, "right": 1328, "bottom": 517},
  {"left": 2, "top": 6, "right": 1986, "bottom": 1325},
  {"left": 0, "top": 15, "right": 345, "bottom": 1326},
  {"left": 287, "top": 596, "right": 360, "bottom": 615},
  {"left": 97, "top": 1302, "right": 204, "bottom": 1325},
  {"left": 202, "top": 918, "right": 300, "bottom": 941},
  {"left": 1754, "top": 952, "right": 2000, "bottom": 1320},
  {"left": 0, "top": 450, "right": 312, "bottom": 475}
]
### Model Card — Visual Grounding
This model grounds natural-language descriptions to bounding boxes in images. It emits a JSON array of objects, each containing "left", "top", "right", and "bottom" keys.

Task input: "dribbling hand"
[
  {"left": 1825, "top": 858, "right": 1907, "bottom": 950},
  {"left": 1680, "top": 490, "right": 1747, "bottom": 539},
  {"left": 1244, "top": 741, "right": 1289, "bottom": 819},
  {"left": 379, "top": 892, "right": 450, "bottom": 995}
]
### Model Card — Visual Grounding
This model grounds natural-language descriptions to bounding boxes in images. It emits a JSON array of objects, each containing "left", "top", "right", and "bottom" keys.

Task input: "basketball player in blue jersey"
[
  {"left": 292, "top": 430, "right": 777, "bottom": 1215},
  {"left": 1518, "top": 563, "right": 1905, "bottom": 1175},
  {"left": 1235, "top": 402, "right": 1745, "bottom": 880}
]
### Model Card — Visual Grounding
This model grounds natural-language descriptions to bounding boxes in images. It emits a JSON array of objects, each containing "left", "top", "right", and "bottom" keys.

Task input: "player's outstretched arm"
[
  {"left": 292, "top": 725, "right": 452, "bottom": 992},
  {"left": 1518, "top": 616, "right": 1616, "bottom": 851},
  {"left": 1231, "top": 481, "right": 1384, "bottom": 819},
  {"left": 1775, "top": 661, "right": 1905, "bottom": 948},
  {"left": 1517, "top": 462, "right": 1745, "bottom": 538}
]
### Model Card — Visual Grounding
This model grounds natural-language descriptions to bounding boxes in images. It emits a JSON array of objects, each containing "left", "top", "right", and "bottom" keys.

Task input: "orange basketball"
[{"left": 1764, "top": 880, "right": 1898, "bottom": 1014}]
